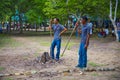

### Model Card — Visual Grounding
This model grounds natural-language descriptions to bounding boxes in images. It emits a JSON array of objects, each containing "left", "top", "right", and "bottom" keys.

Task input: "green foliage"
[
  {"left": 43, "top": 0, "right": 67, "bottom": 17},
  {"left": 0, "top": 0, "right": 120, "bottom": 23}
]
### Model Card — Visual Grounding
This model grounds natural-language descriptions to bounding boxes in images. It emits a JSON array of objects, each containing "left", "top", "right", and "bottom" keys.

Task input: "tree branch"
[
  {"left": 66, "top": 0, "right": 69, "bottom": 5},
  {"left": 109, "top": 0, "right": 119, "bottom": 41},
  {"left": 69, "top": 13, "right": 80, "bottom": 20},
  {"left": 109, "top": 0, "right": 112, "bottom": 20},
  {"left": 114, "top": 0, "right": 118, "bottom": 21}
]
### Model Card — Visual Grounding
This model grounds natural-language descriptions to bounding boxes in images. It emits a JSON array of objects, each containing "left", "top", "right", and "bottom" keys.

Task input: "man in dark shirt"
[{"left": 75, "top": 16, "right": 90, "bottom": 74}]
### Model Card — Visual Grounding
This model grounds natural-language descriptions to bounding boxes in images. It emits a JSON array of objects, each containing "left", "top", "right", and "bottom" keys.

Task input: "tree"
[
  {"left": 43, "top": 0, "right": 112, "bottom": 21},
  {"left": 43, "top": 0, "right": 68, "bottom": 23},
  {"left": 1, "top": 0, "right": 120, "bottom": 33},
  {"left": 109, "top": 0, "right": 119, "bottom": 41}
]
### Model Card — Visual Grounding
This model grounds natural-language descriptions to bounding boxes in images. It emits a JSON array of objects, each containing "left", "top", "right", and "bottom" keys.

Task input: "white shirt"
[{"left": 88, "top": 23, "right": 93, "bottom": 35}]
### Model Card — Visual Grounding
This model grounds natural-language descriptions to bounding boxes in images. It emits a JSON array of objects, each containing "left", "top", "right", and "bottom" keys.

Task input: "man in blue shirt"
[
  {"left": 117, "top": 19, "right": 120, "bottom": 41},
  {"left": 49, "top": 18, "right": 67, "bottom": 61},
  {"left": 0, "top": 23, "right": 3, "bottom": 33},
  {"left": 75, "top": 16, "right": 90, "bottom": 74}
]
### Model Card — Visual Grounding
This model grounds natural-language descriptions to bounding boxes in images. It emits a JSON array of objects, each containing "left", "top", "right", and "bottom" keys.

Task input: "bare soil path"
[{"left": 0, "top": 35, "right": 120, "bottom": 80}]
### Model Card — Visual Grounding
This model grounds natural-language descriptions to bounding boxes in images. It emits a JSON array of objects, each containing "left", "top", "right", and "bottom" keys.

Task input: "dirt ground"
[{"left": 0, "top": 35, "right": 120, "bottom": 80}]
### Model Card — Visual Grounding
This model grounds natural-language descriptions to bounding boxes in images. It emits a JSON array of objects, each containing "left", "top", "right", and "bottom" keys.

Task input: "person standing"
[
  {"left": 0, "top": 23, "right": 3, "bottom": 33},
  {"left": 49, "top": 18, "right": 67, "bottom": 61},
  {"left": 104, "top": 20, "right": 109, "bottom": 35},
  {"left": 111, "top": 26, "right": 115, "bottom": 37},
  {"left": 88, "top": 18, "right": 93, "bottom": 35},
  {"left": 75, "top": 16, "right": 90, "bottom": 74},
  {"left": 117, "top": 19, "right": 120, "bottom": 41}
]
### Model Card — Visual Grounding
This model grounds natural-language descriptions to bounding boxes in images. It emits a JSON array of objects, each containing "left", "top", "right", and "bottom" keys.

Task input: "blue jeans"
[
  {"left": 78, "top": 43, "right": 87, "bottom": 68},
  {"left": 50, "top": 38, "right": 61, "bottom": 60},
  {"left": 0, "top": 28, "right": 2, "bottom": 33},
  {"left": 117, "top": 31, "right": 120, "bottom": 41}
]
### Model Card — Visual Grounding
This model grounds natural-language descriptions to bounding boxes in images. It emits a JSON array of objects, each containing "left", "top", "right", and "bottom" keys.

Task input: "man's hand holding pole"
[
  {"left": 49, "top": 19, "right": 53, "bottom": 30},
  {"left": 49, "top": 19, "right": 53, "bottom": 42}
]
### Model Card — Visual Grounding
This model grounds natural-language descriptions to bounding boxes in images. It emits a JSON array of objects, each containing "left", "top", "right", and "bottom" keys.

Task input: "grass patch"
[
  {"left": 40, "top": 42, "right": 51, "bottom": 46},
  {"left": 4, "top": 78, "right": 14, "bottom": 80},
  {"left": 34, "top": 52, "right": 40, "bottom": 57},
  {"left": 91, "top": 72, "right": 99, "bottom": 76},
  {"left": 67, "top": 43, "right": 75, "bottom": 50},
  {"left": 62, "top": 42, "right": 77, "bottom": 50},
  {"left": 28, "top": 37, "right": 51, "bottom": 47},
  {"left": 111, "top": 74, "right": 120, "bottom": 78},
  {"left": 11, "top": 30, "right": 75, "bottom": 37},
  {"left": 0, "top": 34, "right": 21, "bottom": 48},
  {"left": 88, "top": 62, "right": 104, "bottom": 67},
  {"left": 39, "top": 40, "right": 77, "bottom": 50},
  {"left": 0, "top": 66, "right": 5, "bottom": 71}
]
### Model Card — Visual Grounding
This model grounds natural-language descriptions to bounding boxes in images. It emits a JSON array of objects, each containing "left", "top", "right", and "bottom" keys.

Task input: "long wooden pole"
[{"left": 61, "top": 26, "right": 76, "bottom": 57}]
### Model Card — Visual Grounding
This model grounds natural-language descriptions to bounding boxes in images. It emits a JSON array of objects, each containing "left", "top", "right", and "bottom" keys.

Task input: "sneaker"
[
  {"left": 55, "top": 58, "right": 59, "bottom": 62},
  {"left": 75, "top": 65, "right": 80, "bottom": 68},
  {"left": 79, "top": 68, "right": 85, "bottom": 75},
  {"left": 79, "top": 70, "right": 84, "bottom": 75},
  {"left": 75, "top": 66, "right": 85, "bottom": 75}
]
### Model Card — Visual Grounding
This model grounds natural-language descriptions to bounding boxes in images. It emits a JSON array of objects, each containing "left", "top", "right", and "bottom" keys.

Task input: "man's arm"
[
  {"left": 75, "top": 20, "right": 82, "bottom": 34},
  {"left": 78, "top": 29, "right": 82, "bottom": 34},
  {"left": 85, "top": 34, "right": 90, "bottom": 49},
  {"left": 48, "top": 19, "right": 53, "bottom": 30},
  {"left": 75, "top": 21, "right": 80, "bottom": 30},
  {"left": 59, "top": 27, "right": 67, "bottom": 36},
  {"left": 85, "top": 26, "right": 91, "bottom": 49}
]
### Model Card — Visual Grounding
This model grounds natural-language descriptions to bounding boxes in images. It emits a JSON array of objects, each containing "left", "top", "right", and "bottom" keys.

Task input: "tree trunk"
[
  {"left": 44, "top": 26, "right": 46, "bottom": 32},
  {"left": 24, "top": 23, "right": 26, "bottom": 31},
  {"left": 109, "top": 0, "right": 119, "bottom": 41},
  {"left": 13, "top": 21, "right": 15, "bottom": 31},
  {"left": 8, "top": 16, "right": 12, "bottom": 33},
  {"left": 97, "top": 17, "right": 103, "bottom": 28},
  {"left": 35, "top": 23, "right": 37, "bottom": 32},
  {"left": 19, "top": 15, "right": 23, "bottom": 34}
]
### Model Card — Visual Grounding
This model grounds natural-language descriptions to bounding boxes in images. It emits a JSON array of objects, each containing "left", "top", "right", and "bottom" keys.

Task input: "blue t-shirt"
[
  {"left": 52, "top": 24, "right": 65, "bottom": 40},
  {"left": 117, "top": 22, "right": 120, "bottom": 31},
  {"left": 81, "top": 23, "right": 90, "bottom": 44}
]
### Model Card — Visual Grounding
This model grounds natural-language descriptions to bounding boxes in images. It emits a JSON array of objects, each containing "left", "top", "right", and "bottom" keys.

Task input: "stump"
[{"left": 40, "top": 52, "right": 51, "bottom": 63}]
